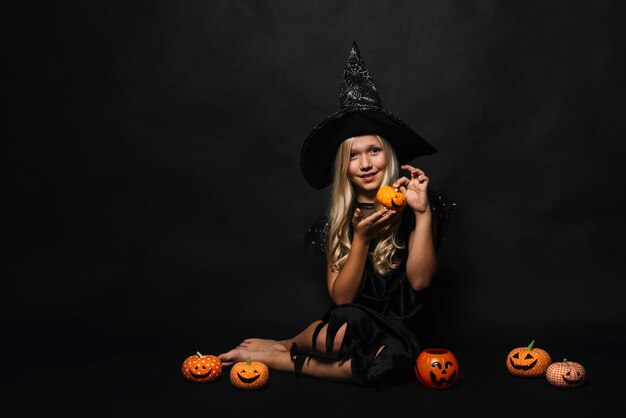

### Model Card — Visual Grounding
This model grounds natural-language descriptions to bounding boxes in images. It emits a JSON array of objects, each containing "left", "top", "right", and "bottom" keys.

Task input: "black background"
[{"left": 3, "top": 1, "right": 626, "bottom": 416}]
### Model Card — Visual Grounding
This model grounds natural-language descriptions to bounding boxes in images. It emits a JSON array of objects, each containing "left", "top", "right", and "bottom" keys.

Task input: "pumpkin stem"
[
  {"left": 246, "top": 356, "right": 251, "bottom": 365},
  {"left": 527, "top": 340, "right": 535, "bottom": 351},
  {"left": 196, "top": 351, "right": 203, "bottom": 358},
  {"left": 563, "top": 358, "right": 568, "bottom": 365}
]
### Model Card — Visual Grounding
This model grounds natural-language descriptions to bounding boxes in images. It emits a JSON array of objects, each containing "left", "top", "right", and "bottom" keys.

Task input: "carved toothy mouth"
[
  {"left": 237, "top": 373, "right": 260, "bottom": 384},
  {"left": 510, "top": 358, "right": 537, "bottom": 370},
  {"left": 429, "top": 370, "right": 456, "bottom": 386},
  {"left": 190, "top": 368, "right": 213, "bottom": 379}
]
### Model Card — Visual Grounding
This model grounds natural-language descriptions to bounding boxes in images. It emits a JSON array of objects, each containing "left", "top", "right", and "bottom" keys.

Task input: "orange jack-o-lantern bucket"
[{"left": 414, "top": 348, "right": 459, "bottom": 389}]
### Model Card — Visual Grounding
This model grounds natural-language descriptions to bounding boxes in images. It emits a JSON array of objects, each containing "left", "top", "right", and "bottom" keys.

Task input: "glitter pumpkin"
[
  {"left": 376, "top": 185, "right": 407, "bottom": 210},
  {"left": 230, "top": 356, "right": 269, "bottom": 390},
  {"left": 181, "top": 352, "right": 223, "bottom": 383},
  {"left": 506, "top": 340, "right": 551, "bottom": 377},
  {"left": 414, "top": 348, "right": 459, "bottom": 389},
  {"left": 546, "top": 359, "right": 586, "bottom": 388}
]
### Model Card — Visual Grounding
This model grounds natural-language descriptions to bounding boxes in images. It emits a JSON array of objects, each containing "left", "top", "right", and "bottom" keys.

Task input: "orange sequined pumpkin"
[
  {"left": 230, "top": 356, "right": 269, "bottom": 390},
  {"left": 181, "top": 352, "right": 222, "bottom": 383},
  {"left": 414, "top": 348, "right": 459, "bottom": 389},
  {"left": 506, "top": 340, "right": 551, "bottom": 377},
  {"left": 546, "top": 359, "right": 586, "bottom": 388},
  {"left": 376, "top": 185, "right": 406, "bottom": 210}
]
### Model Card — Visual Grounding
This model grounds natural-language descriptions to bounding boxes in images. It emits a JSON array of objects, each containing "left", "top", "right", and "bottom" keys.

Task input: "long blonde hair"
[{"left": 327, "top": 135, "right": 405, "bottom": 276}]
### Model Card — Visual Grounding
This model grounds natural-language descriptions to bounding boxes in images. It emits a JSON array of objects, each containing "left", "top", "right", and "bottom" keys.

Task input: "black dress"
[{"left": 304, "top": 188, "right": 455, "bottom": 387}]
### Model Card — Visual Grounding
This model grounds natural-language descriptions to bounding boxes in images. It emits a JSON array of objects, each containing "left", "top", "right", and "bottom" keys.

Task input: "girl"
[{"left": 218, "top": 42, "right": 453, "bottom": 387}]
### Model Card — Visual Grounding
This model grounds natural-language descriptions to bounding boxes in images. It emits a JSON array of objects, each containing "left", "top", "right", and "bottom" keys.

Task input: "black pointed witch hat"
[{"left": 300, "top": 42, "right": 437, "bottom": 190}]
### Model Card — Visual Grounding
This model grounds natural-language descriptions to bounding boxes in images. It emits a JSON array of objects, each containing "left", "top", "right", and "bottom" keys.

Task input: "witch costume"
[{"left": 296, "top": 42, "right": 456, "bottom": 387}]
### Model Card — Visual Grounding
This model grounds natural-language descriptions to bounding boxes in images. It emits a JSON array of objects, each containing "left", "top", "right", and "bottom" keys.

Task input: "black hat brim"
[{"left": 300, "top": 107, "right": 437, "bottom": 190}]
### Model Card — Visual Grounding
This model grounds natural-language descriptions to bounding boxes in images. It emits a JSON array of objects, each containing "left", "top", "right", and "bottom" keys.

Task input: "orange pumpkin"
[
  {"left": 181, "top": 351, "right": 222, "bottom": 383},
  {"left": 546, "top": 359, "right": 586, "bottom": 388},
  {"left": 230, "top": 356, "right": 269, "bottom": 390},
  {"left": 506, "top": 340, "right": 551, "bottom": 377},
  {"left": 414, "top": 348, "right": 459, "bottom": 389},
  {"left": 376, "top": 185, "right": 406, "bottom": 210}
]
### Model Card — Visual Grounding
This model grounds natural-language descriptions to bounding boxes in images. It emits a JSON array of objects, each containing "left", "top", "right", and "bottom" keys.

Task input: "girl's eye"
[
  {"left": 370, "top": 148, "right": 381, "bottom": 154},
  {"left": 349, "top": 152, "right": 358, "bottom": 159}
]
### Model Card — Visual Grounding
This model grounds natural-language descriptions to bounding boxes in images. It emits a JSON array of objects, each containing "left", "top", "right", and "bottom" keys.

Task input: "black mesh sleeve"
[
  {"left": 428, "top": 188, "right": 456, "bottom": 249},
  {"left": 304, "top": 216, "right": 329, "bottom": 258}
]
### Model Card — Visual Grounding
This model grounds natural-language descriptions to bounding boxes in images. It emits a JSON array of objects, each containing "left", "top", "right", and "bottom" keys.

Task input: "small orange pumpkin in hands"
[
  {"left": 182, "top": 351, "right": 222, "bottom": 383},
  {"left": 376, "top": 185, "right": 406, "bottom": 210},
  {"left": 546, "top": 358, "right": 586, "bottom": 388},
  {"left": 506, "top": 340, "right": 551, "bottom": 377},
  {"left": 230, "top": 356, "right": 269, "bottom": 390}
]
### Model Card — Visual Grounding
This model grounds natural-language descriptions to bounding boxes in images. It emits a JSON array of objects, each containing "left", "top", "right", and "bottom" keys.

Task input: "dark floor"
[{"left": 2, "top": 331, "right": 623, "bottom": 418}]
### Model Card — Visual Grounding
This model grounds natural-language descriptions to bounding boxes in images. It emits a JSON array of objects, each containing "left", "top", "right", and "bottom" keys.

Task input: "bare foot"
[
  {"left": 218, "top": 346, "right": 286, "bottom": 368},
  {"left": 237, "top": 338, "right": 289, "bottom": 351}
]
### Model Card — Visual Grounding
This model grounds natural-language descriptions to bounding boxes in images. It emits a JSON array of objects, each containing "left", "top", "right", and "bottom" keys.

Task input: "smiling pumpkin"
[
  {"left": 414, "top": 348, "right": 459, "bottom": 389},
  {"left": 506, "top": 340, "right": 551, "bottom": 377},
  {"left": 546, "top": 359, "right": 586, "bottom": 388},
  {"left": 181, "top": 352, "right": 222, "bottom": 383},
  {"left": 230, "top": 356, "right": 269, "bottom": 390}
]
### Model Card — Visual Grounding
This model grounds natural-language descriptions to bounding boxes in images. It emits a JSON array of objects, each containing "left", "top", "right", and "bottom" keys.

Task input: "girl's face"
[{"left": 347, "top": 135, "right": 387, "bottom": 201}]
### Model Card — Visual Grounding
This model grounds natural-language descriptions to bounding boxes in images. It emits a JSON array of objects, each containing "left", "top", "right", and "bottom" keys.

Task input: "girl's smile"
[
  {"left": 359, "top": 172, "right": 378, "bottom": 182},
  {"left": 348, "top": 135, "right": 387, "bottom": 201}
]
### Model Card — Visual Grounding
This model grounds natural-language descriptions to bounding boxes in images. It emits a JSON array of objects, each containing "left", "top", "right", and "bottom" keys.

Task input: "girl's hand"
[
  {"left": 393, "top": 165, "right": 430, "bottom": 214},
  {"left": 352, "top": 207, "right": 397, "bottom": 241}
]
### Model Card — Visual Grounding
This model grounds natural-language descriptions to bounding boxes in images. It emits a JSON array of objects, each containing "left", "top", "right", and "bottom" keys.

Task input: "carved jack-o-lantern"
[
  {"left": 414, "top": 348, "right": 459, "bottom": 389},
  {"left": 181, "top": 352, "right": 222, "bottom": 383},
  {"left": 546, "top": 359, "right": 586, "bottom": 388},
  {"left": 506, "top": 340, "right": 551, "bottom": 377},
  {"left": 230, "top": 356, "right": 269, "bottom": 390},
  {"left": 376, "top": 185, "right": 407, "bottom": 210}
]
